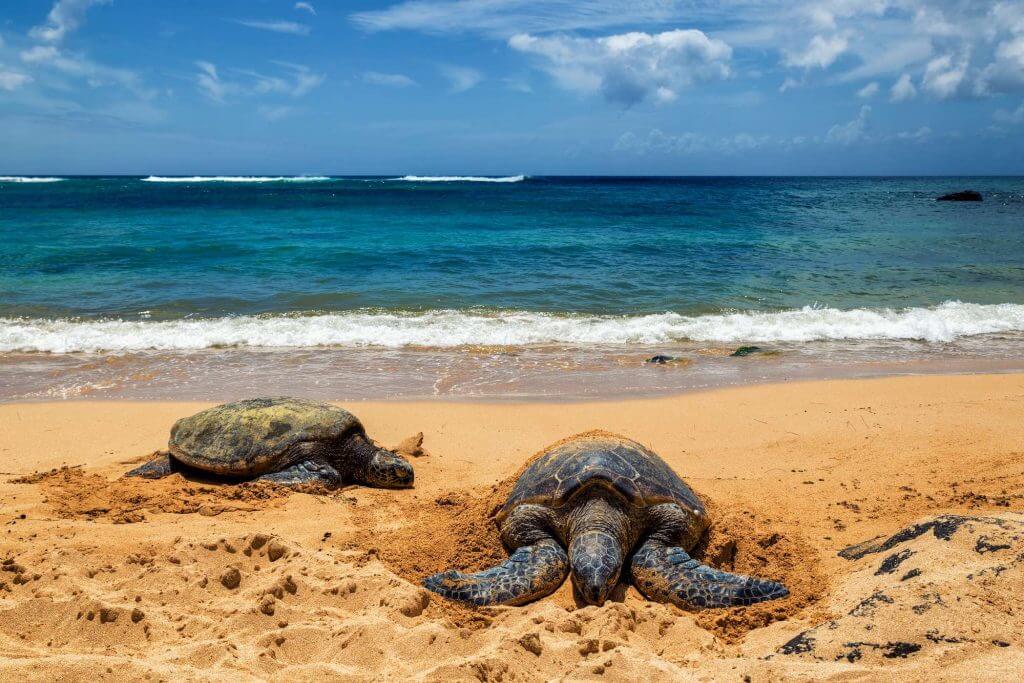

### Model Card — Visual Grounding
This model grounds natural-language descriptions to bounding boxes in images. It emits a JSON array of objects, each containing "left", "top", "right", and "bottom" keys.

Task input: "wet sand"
[{"left": 1, "top": 373, "right": 1023, "bottom": 680}]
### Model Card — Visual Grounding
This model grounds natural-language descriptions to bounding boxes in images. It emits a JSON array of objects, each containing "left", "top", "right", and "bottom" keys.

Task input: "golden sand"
[{"left": 1, "top": 373, "right": 1023, "bottom": 680}]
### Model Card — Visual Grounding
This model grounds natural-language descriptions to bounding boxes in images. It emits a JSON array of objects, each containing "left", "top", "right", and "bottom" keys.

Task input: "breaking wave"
[
  {"left": 0, "top": 176, "right": 64, "bottom": 183},
  {"left": 2, "top": 302, "right": 1023, "bottom": 354},
  {"left": 394, "top": 175, "right": 526, "bottom": 183},
  {"left": 141, "top": 176, "right": 331, "bottom": 183}
]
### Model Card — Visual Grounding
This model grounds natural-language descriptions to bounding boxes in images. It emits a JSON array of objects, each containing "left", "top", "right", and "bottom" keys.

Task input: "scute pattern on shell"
[
  {"left": 168, "top": 397, "right": 362, "bottom": 476},
  {"left": 499, "top": 432, "right": 704, "bottom": 521}
]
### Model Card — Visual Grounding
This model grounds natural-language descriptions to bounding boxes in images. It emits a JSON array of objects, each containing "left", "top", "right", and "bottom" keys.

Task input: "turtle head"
[
  {"left": 344, "top": 431, "right": 414, "bottom": 489},
  {"left": 569, "top": 530, "right": 623, "bottom": 605},
  {"left": 567, "top": 494, "right": 628, "bottom": 605},
  {"left": 363, "top": 447, "right": 415, "bottom": 489}
]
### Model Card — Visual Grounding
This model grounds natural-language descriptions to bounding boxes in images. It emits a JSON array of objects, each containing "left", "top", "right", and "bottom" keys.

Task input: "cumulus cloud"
[
  {"left": 890, "top": 73, "right": 917, "bottom": 101},
  {"left": 921, "top": 53, "right": 969, "bottom": 99},
  {"left": 857, "top": 81, "right": 879, "bottom": 98},
  {"left": 439, "top": 65, "right": 482, "bottom": 93},
  {"left": 784, "top": 34, "right": 848, "bottom": 70},
  {"left": 30, "top": 0, "right": 109, "bottom": 43},
  {"left": 827, "top": 105, "right": 871, "bottom": 144},
  {"left": 354, "top": 1, "right": 1024, "bottom": 102},
  {"left": 363, "top": 71, "right": 418, "bottom": 87},
  {"left": 295, "top": 2, "right": 316, "bottom": 15},
  {"left": 508, "top": 29, "right": 731, "bottom": 107},
  {"left": 234, "top": 20, "right": 311, "bottom": 36}
]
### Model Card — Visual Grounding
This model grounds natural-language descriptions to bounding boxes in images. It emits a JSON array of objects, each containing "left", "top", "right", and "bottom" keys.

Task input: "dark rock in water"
[
  {"left": 645, "top": 354, "right": 694, "bottom": 367},
  {"left": 937, "top": 190, "right": 982, "bottom": 202},
  {"left": 730, "top": 345, "right": 763, "bottom": 357}
]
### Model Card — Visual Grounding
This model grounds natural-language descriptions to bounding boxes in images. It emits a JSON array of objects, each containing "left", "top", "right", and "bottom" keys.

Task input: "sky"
[{"left": 1, "top": 0, "right": 1023, "bottom": 175}]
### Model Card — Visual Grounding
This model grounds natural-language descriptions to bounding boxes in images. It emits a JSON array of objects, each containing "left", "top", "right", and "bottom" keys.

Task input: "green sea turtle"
[
  {"left": 126, "top": 397, "right": 414, "bottom": 489},
  {"left": 424, "top": 432, "right": 787, "bottom": 608}
]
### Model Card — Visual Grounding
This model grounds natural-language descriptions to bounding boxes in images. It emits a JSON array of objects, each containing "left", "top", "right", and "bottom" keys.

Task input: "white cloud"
[
  {"left": 235, "top": 20, "right": 311, "bottom": 36},
  {"left": 921, "top": 53, "right": 968, "bottom": 99},
  {"left": 295, "top": 2, "right": 316, "bottom": 16},
  {"left": 258, "top": 104, "right": 295, "bottom": 121},
  {"left": 890, "top": 73, "right": 917, "bottom": 101},
  {"left": 19, "top": 43, "right": 150, "bottom": 97},
  {"left": 196, "top": 61, "right": 230, "bottom": 102},
  {"left": 439, "top": 65, "right": 482, "bottom": 93},
  {"left": 993, "top": 101, "right": 1024, "bottom": 124},
  {"left": 827, "top": 105, "right": 871, "bottom": 144},
  {"left": 857, "top": 81, "right": 879, "bottom": 98},
  {"left": 30, "top": 0, "right": 109, "bottom": 43},
  {"left": 614, "top": 128, "right": 780, "bottom": 156},
  {"left": 195, "top": 61, "right": 323, "bottom": 102},
  {"left": 896, "top": 126, "right": 931, "bottom": 141},
  {"left": 785, "top": 34, "right": 848, "bottom": 70},
  {"left": 363, "top": 71, "right": 418, "bottom": 87},
  {"left": 508, "top": 29, "right": 731, "bottom": 107},
  {"left": 0, "top": 68, "right": 33, "bottom": 91},
  {"left": 353, "top": 0, "right": 698, "bottom": 36},
  {"left": 355, "top": 1, "right": 1024, "bottom": 101}
]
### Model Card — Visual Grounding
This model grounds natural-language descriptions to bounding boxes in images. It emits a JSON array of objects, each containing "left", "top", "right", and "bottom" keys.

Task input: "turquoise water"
[{"left": 1, "top": 175, "right": 1023, "bottom": 400}]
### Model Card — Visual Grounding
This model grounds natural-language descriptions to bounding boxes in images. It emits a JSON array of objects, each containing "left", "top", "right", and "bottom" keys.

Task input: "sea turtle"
[
  {"left": 126, "top": 397, "right": 414, "bottom": 489},
  {"left": 423, "top": 432, "right": 787, "bottom": 608}
]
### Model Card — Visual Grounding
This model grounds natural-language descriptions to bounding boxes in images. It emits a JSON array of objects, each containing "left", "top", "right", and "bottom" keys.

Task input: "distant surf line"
[
  {"left": 393, "top": 175, "right": 527, "bottom": 183},
  {"left": 0, "top": 176, "right": 64, "bottom": 183},
  {"left": 141, "top": 176, "right": 332, "bottom": 183}
]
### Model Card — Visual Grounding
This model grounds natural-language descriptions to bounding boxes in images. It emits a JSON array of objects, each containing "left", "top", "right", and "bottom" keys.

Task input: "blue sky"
[{"left": 1, "top": 0, "right": 1023, "bottom": 175}]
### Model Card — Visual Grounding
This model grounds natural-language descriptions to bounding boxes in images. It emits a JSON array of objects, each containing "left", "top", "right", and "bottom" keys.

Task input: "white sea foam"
[
  {"left": 0, "top": 176, "right": 64, "bottom": 183},
  {"left": 141, "top": 176, "right": 331, "bottom": 183},
  {"left": 395, "top": 175, "right": 526, "bottom": 183},
  {"left": 2, "top": 302, "right": 1023, "bottom": 354}
]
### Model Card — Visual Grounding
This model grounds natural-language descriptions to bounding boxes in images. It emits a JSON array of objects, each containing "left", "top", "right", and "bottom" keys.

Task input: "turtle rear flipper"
[
  {"left": 125, "top": 452, "right": 180, "bottom": 479},
  {"left": 631, "top": 540, "right": 788, "bottom": 608},
  {"left": 423, "top": 538, "right": 569, "bottom": 606}
]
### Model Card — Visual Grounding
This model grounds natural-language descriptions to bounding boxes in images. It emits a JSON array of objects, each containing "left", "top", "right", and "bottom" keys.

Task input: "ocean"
[{"left": 2, "top": 175, "right": 1023, "bottom": 400}]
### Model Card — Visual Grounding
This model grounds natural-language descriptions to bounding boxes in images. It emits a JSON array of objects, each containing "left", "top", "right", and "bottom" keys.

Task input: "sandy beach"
[{"left": 0, "top": 373, "right": 1022, "bottom": 680}]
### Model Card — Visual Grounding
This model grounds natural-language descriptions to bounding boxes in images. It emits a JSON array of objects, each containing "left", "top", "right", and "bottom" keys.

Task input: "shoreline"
[
  {"left": 4, "top": 347, "right": 1024, "bottom": 403},
  {"left": 2, "top": 372, "right": 1024, "bottom": 679}
]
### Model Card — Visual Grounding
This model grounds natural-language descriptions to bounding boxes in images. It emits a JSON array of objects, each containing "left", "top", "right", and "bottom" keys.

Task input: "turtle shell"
[
  {"left": 168, "top": 397, "right": 362, "bottom": 477},
  {"left": 498, "top": 432, "right": 704, "bottom": 523}
]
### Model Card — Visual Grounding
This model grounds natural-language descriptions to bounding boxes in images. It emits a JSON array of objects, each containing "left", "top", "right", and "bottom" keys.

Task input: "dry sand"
[{"left": 1, "top": 373, "right": 1023, "bottom": 681}]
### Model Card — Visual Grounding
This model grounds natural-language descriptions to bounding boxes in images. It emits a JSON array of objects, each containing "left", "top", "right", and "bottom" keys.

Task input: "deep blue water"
[{"left": 3, "top": 175, "right": 1022, "bottom": 321}]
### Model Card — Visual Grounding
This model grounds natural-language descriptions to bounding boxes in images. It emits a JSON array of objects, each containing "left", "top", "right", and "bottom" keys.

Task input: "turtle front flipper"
[
  {"left": 125, "top": 452, "right": 180, "bottom": 479},
  {"left": 256, "top": 458, "right": 343, "bottom": 487},
  {"left": 631, "top": 539, "right": 788, "bottom": 609},
  {"left": 423, "top": 538, "right": 569, "bottom": 606}
]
